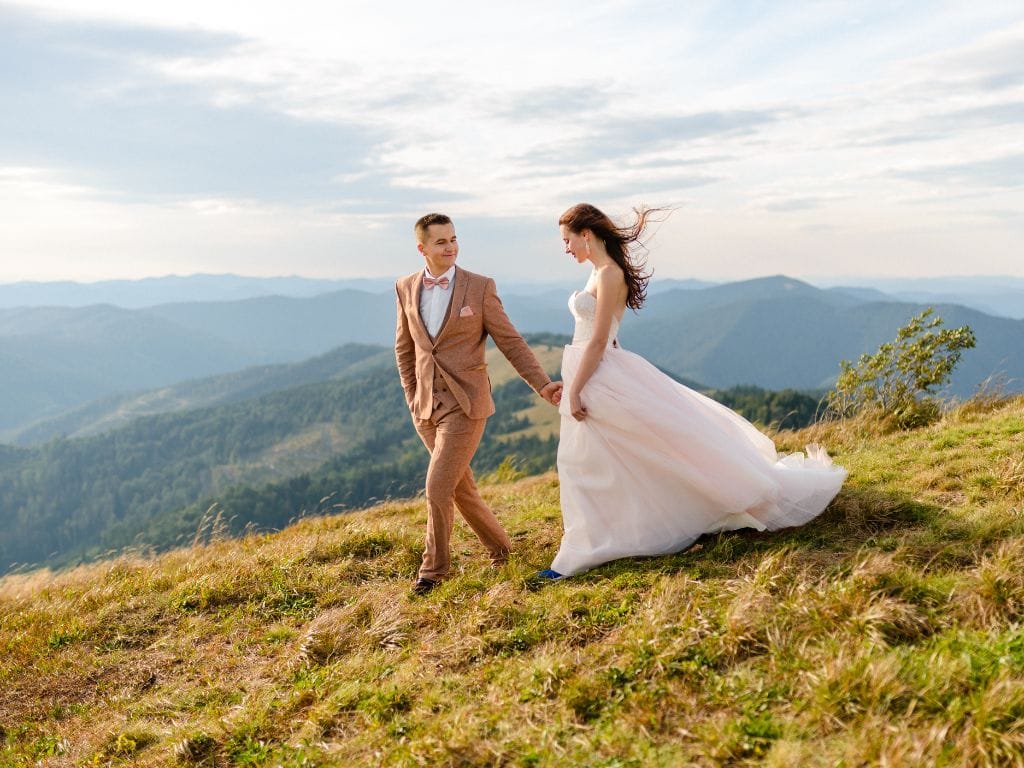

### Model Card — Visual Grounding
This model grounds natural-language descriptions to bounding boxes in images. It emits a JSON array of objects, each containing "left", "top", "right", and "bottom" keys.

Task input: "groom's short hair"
[{"left": 415, "top": 213, "right": 452, "bottom": 243}]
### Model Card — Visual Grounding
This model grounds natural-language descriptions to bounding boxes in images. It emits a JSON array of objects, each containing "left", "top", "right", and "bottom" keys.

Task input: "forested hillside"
[
  {"left": 7, "top": 343, "right": 393, "bottom": 446},
  {"left": 0, "top": 363, "right": 557, "bottom": 573},
  {"left": 0, "top": 368, "right": 406, "bottom": 570}
]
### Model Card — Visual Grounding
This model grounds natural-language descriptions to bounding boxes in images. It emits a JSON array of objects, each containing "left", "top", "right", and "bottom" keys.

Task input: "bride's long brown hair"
[{"left": 558, "top": 203, "right": 663, "bottom": 311}]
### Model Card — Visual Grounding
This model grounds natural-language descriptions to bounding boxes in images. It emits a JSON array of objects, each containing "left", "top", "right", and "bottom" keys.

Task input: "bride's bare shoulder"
[{"left": 596, "top": 263, "right": 626, "bottom": 287}]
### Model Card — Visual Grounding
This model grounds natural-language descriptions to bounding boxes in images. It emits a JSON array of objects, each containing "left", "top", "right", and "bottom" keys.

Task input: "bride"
[{"left": 539, "top": 203, "right": 847, "bottom": 579}]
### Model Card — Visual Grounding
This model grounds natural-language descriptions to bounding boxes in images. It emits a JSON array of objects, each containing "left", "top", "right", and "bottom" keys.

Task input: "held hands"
[
  {"left": 540, "top": 381, "right": 563, "bottom": 406},
  {"left": 538, "top": 381, "right": 586, "bottom": 420}
]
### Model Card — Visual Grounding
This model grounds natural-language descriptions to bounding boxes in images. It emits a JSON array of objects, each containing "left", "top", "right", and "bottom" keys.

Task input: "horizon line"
[{"left": 3, "top": 271, "right": 1024, "bottom": 288}]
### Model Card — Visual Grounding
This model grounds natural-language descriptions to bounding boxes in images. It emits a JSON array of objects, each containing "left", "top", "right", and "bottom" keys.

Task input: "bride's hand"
[{"left": 569, "top": 391, "right": 587, "bottom": 421}]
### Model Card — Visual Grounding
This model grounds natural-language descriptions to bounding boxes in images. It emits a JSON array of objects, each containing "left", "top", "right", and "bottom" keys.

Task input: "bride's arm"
[{"left": 568, "top": 268, "right": 624, "bottom": 420}]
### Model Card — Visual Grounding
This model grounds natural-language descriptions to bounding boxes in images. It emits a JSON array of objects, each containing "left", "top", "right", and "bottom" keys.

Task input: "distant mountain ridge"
[
  {"left": 0, "top": 273, "right": 717, "bottom": 309},
  {"left": 1, "top": 275, "right": 1021, "bottom": 440},
  {"left": 4, "top": 272, "right": 1023, "bottom": 316},
  {"left": 622, "top": 276, "right": 1024, "bottom": 393},
  {"left": 0, "top": 274, "right": 397, "bottom": 308},
  {"left": 821, "top": 276, "right": 1024, "bottom": 319},
  {"left": 0, "top": 304, "right": 257, "bottom": 434}
]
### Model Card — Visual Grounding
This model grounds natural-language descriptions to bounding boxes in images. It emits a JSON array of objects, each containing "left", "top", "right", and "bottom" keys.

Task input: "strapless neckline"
[{"left": 568, "top": 289, "right": 620, "bottom": 348}]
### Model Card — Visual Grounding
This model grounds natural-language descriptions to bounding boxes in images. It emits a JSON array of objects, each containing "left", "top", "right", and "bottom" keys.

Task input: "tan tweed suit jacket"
[{"left": 395, "top": 267, "right": 551, "bottom": 420}]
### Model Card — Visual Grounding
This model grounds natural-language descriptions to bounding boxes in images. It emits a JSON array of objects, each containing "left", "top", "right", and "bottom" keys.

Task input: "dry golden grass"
[
  {"left": 485, "top": 344, "right": 564, "bottom": 388},
  {"left": 1, "top": 397, "right": 1023, "bottom": 766}
]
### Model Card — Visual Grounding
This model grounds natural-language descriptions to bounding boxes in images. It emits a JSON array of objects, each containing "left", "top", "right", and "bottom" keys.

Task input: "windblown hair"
[
  {"left": 414, "top": 213, "right": 453, "bottom": 243},
  {"left": 558, "top": 203, "right": 662, "bottom": 311}
]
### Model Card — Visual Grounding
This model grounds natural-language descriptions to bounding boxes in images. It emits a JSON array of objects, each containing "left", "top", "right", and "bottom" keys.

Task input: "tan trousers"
[{"left": 414, "top": 380, "right": 512, "bottom": 581}]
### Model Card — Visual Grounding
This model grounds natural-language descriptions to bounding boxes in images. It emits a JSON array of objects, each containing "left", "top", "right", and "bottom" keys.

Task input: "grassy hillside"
[
  {"left": 1, "top": 396, "right": 1022, "bottom": 766},
  {"left": 486, "top": 339, "right": 567, "bottom": 441}
]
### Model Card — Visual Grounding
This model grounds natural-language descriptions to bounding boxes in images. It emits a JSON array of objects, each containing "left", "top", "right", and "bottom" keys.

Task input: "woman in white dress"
[{"left": 538, "top": 203, "right": 847, "bottom": 580}]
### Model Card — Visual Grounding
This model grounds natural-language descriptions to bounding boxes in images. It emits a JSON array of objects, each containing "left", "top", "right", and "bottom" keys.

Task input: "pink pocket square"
[{"left": 459, "top": 306, "right": 474, "bottom": 317}]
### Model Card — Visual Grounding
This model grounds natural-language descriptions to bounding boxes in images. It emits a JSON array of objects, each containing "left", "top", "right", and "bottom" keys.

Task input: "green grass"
[{"left": 1, "top": 396, "right": 1022, "bottom": 766}]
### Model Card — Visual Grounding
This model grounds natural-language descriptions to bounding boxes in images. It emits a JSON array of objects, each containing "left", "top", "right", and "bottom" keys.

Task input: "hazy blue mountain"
[
  {"left": 2, "top": 275, "right": 1021, "bottom": 441},
  {"left": 0, "top": 289, "right": 572, "bottom": 436},
  {"left": 144, "top": 290, "right": 399, "bottom": 358},
  {"left": 0, "top": 273, "right": 716, "bottom": 310},
  {"left": 0, "top": 274, "right": 399, "bottom": 308},
  {"left": 6, "top": 344, "right": 393, "bottom": 446},
  {"left": 621, "top": 277, "right": 1024, "bottom": 395},
  {"left": 621, "top": 280, "right": 855, "bottom": 390},
  {"left": 888, "top": 291, "right": 1024, "bottom": 320},
  {"left": 3, "top": 272, "right": 1019, "bottom": 318},
  {"left": 819, "top": 276, "right": 1024, "bottom": 320},
  {"left": 144, "top": 286, "right": 594, "bottom": 355},
  {"left": 827, "top": 286, "right": 894, "bottom": 303},
  {"left": 0, "top": 304, "right": 258, "bottom": 433}
]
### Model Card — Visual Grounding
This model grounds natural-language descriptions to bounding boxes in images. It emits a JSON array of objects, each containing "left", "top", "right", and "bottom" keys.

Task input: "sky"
[{"left": 1, "top": 1, "right": 1022, "bottom": 284}]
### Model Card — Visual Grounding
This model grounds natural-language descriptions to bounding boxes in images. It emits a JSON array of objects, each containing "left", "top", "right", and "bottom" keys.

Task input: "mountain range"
[
  {"left": 1, "top": 275, "right": 1021, "bottom": 441},
  {"left": 3, "top": 272, "right": 1022, "bottom": 316},
  {"left": 0, "top": 274, "right": 715, "bottom": 308},
  {"left": 618, "top": 277, "right": 1024, "bottom": 394}
]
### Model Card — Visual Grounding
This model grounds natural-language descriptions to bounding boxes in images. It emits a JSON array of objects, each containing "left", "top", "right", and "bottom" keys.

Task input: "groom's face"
[{"left": 418, "top": 223, "right": 459, "bottom": 276}]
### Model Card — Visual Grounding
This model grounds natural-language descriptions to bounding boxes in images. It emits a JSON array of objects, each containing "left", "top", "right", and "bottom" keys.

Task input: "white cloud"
[{"left": 2, "top": 1, "right": 1024, "bottom": 281}]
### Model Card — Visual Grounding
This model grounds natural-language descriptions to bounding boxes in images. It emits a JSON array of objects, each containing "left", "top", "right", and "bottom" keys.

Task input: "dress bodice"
[{"left": 569, "top": 290, "right": 621, "bottom": 348}]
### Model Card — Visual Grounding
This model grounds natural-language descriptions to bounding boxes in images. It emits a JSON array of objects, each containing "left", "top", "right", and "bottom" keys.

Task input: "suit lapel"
[
  {"left": 407, "top": 273, "right": 433, "bottom": 347},
  {"left": 434, "top": 268, "right": 468, "bottom": 343}
]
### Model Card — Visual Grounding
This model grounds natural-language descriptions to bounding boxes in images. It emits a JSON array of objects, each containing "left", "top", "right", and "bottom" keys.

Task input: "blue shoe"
[{"left": 536, "top": 568, "right": 564, "bottom": 581}]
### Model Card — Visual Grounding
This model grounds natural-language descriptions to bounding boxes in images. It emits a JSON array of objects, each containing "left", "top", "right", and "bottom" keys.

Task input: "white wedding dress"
[{"left": 550, "top": 289, "right": 847, "bottom": 577}]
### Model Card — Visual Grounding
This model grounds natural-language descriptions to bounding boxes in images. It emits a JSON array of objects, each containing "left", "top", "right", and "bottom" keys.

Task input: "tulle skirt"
[{"left": 551, "top": 344, "right": 847, "bottom": 576}]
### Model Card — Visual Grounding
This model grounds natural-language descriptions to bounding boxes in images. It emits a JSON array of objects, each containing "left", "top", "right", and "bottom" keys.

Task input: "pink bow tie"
[{"left": 423, "top": 275, "right": 450, "bottom": 289}]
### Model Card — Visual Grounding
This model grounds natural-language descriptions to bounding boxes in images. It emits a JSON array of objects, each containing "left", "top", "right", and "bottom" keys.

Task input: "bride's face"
[{"left": 561, "top": 225, "right": 590, "bottom": 264}]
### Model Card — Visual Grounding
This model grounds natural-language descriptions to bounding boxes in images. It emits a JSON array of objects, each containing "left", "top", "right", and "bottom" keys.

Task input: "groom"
[{"left": 395, "top": 213, "right": 562, "bottom": 595}]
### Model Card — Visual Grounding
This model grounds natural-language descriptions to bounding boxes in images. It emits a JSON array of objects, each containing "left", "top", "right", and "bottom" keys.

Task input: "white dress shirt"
[{"left": 420, "top": 265, "right": 457, "bottom": 338}]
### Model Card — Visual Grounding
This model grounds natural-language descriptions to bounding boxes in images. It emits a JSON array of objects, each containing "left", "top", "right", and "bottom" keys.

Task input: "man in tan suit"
[{"left": 395, "top": 213, "right": 562, "bottom": 595}]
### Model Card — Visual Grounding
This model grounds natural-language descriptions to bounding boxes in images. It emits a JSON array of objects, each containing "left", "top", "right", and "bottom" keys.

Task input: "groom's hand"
[{"left": 540, "top": 381, "right": 563, "bottom": 406}]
